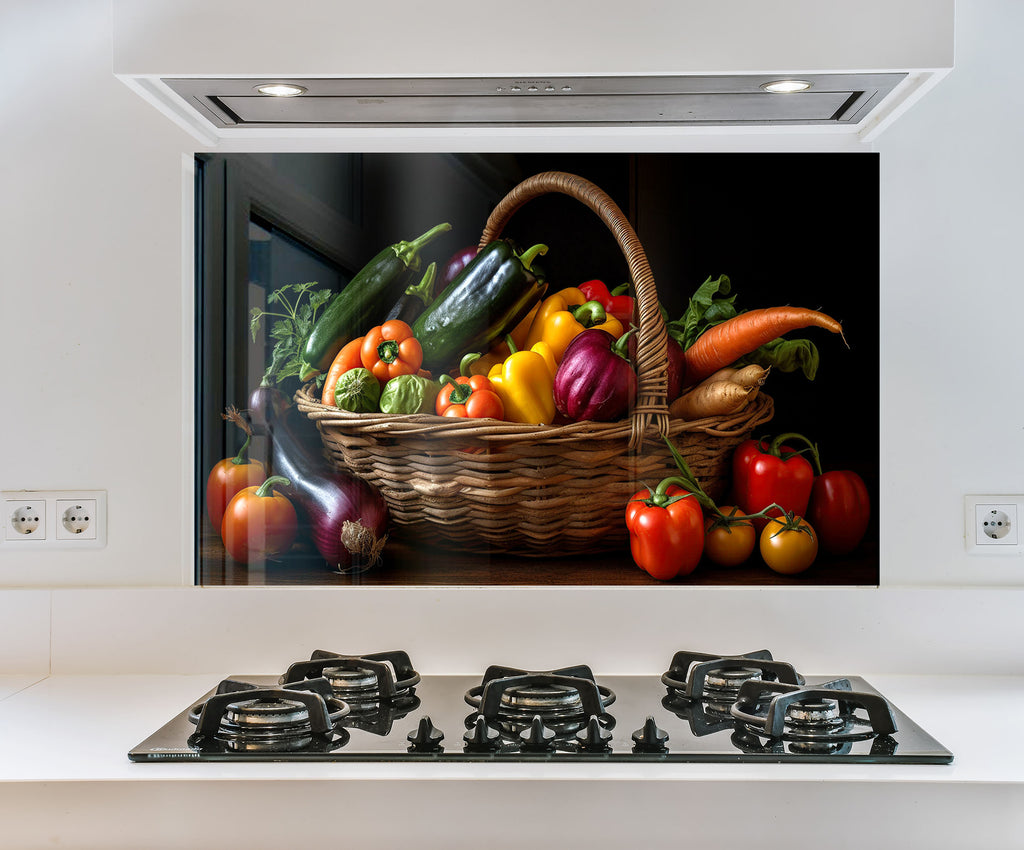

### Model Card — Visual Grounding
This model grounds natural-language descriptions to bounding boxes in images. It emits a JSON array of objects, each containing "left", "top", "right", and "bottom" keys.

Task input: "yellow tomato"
[{"left": 759, "top": 515, "right": 818, "bottom": 575}]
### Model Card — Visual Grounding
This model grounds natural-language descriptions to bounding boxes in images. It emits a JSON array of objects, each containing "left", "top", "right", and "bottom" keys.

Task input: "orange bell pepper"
[{"left": 360, "top": 320, "right": 424, "bottom": 383}]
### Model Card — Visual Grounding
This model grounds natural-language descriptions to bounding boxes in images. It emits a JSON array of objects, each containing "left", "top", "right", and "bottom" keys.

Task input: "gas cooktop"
[{"left": 128, "top": 649, "right": 953, "bottom": 764}]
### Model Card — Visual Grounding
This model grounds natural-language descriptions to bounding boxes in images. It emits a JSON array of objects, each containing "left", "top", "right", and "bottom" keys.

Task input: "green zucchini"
[
  {"left": 413, "top": 240, "right": 547, "bottom": 375},
  {"left": 299, "top": 222, "right": 451, "bottom": 381}
]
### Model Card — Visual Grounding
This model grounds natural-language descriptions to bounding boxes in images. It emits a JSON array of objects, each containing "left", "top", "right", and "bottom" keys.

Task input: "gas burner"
[
  {"left": 187, "top": 677, "right": 350, "bottom": 753},
  {"left": 280, "top": 649, "right": 421, "bottom": 707},
  {"left": 661, "top": 649, "right": 804, "bottom": 706},
  {"left": 730, "top": 677, "right": 899, "bottom": 744},
  {"left": 465, "top": 665, "right": 616, "bottom": 740}
]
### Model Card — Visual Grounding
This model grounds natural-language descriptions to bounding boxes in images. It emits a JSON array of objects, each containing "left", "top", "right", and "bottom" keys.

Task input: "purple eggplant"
[
  {"left": 554, "top": 329, "right": 637, "bottom": 422},
  {"left": 440, "top": 246, "right": 478, "bottom": 290},
  {"left": 249, "top": 386, "right": 389, "bottom": 572}
]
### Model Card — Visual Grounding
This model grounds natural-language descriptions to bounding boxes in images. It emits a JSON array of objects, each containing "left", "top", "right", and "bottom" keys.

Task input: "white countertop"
[{"left": 1, "top": 672, "right": 1022, "bottom": 848}]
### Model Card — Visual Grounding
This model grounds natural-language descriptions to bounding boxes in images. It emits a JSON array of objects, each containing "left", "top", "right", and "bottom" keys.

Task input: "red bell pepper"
[
  {"left": 807, "top": 470, "right": 871, "bottom": 556},
  {"left": 578, "top": 280, "right": 635, "bottom": 326},
  {"left": 625, "top": 479, "right": 704, "bottom": 580},
  {"left": 732, "top": 433, "right": 817, "bottom": 529}
]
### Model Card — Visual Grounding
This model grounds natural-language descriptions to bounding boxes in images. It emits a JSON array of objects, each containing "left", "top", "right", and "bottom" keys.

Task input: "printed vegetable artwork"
[
  {"left": 299, "top": 222, "right": 451, "bottom": 381},
  {"left": 206, "top": 407, "right": 267, "bottom": 530},
  {"left": 220, "top": 475, "right": 299, "bottom": 563}
]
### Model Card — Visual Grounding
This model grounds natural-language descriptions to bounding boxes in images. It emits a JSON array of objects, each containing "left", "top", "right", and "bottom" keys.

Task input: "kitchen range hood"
[
  {"left": 113, "top": 0, "right": 953, "bottom": 145},
  {"left": 160, "top": 74, "right": 908, "bottom": 130}
]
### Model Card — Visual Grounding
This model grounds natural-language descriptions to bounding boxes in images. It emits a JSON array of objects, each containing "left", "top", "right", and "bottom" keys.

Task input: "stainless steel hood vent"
[{"left": 164, "top": 74, "right": 906, "bottom": 129}]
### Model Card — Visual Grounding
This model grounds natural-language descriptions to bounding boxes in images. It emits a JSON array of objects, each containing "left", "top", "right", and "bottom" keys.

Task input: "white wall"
[{"left": 0, "top": 0, "right": 1021, "bottom": 592}]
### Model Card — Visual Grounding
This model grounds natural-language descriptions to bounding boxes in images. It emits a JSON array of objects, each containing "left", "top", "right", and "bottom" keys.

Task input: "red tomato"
[
  {"left": 220, "top": 476, "right": 298, "bottom": 563},
  {"left": 759, "top": 515, "right": 818, "bottom": 575},
  {"left": 625, "top": 486, "right": 704, "bottom": 580},
  {"left": 807, "top": 470, "right": 871, "bottom": 556},
  {"left": 206, "top": 456, "right": 265, "bottom": 530},
  {"left": 703, "top": 506, "right": 756, "bottom": 567}
]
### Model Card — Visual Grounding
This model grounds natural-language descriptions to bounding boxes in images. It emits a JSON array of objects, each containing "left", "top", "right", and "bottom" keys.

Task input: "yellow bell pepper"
[
  {"left": 524, "top": 288, "right": 587, "bottom": 350},
  {"left": 487, "top": 341, "right": 558, "bottom": 425},
  {"left": 528, "top": 298, "right": 625, "bottom": 363}
]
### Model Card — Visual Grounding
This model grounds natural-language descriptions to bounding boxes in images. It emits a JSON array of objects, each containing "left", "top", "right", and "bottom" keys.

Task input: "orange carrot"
[
  {"left": 682, "top": 307, "right": 844, "bottom": 384},
  {"left": 320, "top": 337, "right": 364, "bottom": 405}
]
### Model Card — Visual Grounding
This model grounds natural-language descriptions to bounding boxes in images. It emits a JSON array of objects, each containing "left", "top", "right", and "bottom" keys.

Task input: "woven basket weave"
[{"left": 296, "top": 171, "right": 773, "bottom": 555}]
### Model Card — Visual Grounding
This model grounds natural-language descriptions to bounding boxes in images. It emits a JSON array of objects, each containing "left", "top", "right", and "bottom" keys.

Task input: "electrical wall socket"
[
  {"left": 1, "top": 490, "right": 106, "bottom": 549},
  {"left": 964, "top": 495, "right": 1024, "bottom": 556},
  {"left": 5, "top": 500, "right": 46, "bottom": 541}
]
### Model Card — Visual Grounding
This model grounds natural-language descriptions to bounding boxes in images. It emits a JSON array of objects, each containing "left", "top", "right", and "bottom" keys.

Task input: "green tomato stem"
[{"left": 768, "top": 432, "right": 822, "bottom": 474}]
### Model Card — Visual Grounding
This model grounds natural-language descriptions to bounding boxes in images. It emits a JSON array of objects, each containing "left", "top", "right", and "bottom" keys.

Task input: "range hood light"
[
  {"left": 760, "top": 79, "right": 813, "bottom": 93},
  {"left": 255, "top": 83, "right": 307, "bottom": 97}
]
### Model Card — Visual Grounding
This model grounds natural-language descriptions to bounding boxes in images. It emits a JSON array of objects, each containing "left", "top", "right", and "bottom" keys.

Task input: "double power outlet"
[
  {"left": 964, "top": 495, "right": 1024, "bottom": 556},
  {"left": 2, "top": 490, "right": 107, "bottom": 549}
]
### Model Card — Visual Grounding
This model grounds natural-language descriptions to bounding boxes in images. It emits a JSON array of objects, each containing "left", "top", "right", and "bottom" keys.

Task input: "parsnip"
[
  {"left": 703, "top": 364, "right": 770, "bottom": 388},
  {"left": 669, "top": 380, "right": 754, "bottom": 420}
]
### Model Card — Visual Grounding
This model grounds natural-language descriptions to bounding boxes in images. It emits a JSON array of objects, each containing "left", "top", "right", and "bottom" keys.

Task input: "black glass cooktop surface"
[{"left": 129, "top": 669, "right": 953, "bottom": 764}]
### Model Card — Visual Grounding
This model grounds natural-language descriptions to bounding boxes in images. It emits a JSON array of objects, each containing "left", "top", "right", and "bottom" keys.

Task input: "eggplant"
[
  {"left": 249, "top": 387, "right": 389, "bottom": 573},
  {"left": 554, "top": 329, "right": 637, "bottom": 422},
  {"left": 439, "top": 245, "right": 478, "bottom": 289}
]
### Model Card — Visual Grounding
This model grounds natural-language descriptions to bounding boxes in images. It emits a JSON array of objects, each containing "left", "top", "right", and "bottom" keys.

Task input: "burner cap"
[{"left": 224, "top": 697, "right": 310, "bottom": 729}]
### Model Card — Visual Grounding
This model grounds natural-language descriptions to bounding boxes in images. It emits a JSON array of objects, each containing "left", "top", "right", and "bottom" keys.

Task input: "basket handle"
[{"left": 478, "top": 171, "right": 669, "bottom": 449}]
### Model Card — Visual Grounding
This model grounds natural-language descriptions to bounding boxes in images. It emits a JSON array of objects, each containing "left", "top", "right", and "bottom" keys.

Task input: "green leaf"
[
  {"left": 249, "top": 308, "right": 265, "bottom": 342},
  {"left": 309, "top": 288, "right": 333, "bottom": 313},
  {"left": 741, "top": 338, "right": 821, "bottom": 380},
  {"left": 667, "top": 274, "right": 738, "bottom": 350}
]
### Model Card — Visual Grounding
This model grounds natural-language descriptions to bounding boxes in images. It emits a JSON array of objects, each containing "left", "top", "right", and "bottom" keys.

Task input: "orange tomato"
[{"left": 703, "top": 506, "right": 756, "bottom": 567}]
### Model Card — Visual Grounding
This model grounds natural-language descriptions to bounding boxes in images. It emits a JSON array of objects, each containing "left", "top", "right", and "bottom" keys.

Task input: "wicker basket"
[{"left": 296, "top": 171, "right": 773, "bottom": 555}]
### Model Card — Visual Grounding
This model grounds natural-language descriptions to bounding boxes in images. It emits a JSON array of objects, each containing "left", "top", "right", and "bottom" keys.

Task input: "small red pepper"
[
  {"left": 625, "top": 478, "right": 705, "bottom": 580},
  {"left": 435, "top": 355, "right": 504, "bottom": 420},
  {"left": 578, "top": 280, "right": 635, "bottom": 326},
  {"left": 732, "top": 433, "right": 817, "bottom": 529}
]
